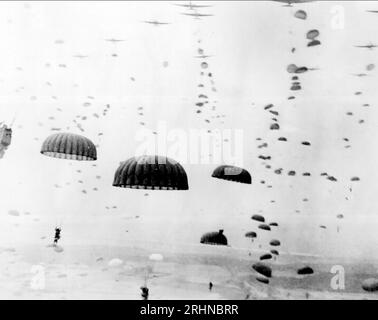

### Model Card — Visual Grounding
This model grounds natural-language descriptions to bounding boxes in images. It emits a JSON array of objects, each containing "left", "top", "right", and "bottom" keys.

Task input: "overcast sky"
[{"left": 1, "top": 1, "right": 378, "bottom": 261}]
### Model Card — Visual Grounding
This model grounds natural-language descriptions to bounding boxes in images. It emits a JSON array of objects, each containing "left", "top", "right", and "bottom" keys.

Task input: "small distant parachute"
[
  {"left": 251, "top": 214, "right": 265, "bottom": 223},
  {"left": 269, "top": 222, "right": 278, "bottom": 227},
  {"left": 288, "top": 64, "right": 308, "bottom": 74},
  {"left": 366, "top": 63, "right": 375, "bottom": 71},
  {"left": 108, "top": 258, "right": 123, "bottom": 267},
  {"left": 252, "top": 262, "right": 272, "bottom": 278},
  {"left": 294, "top": 10, "right": 307, "bottom": 19},
  {"left": 308, "top": 40, "right": 321, "bottom": 47},
  {"left": 112, "top": 155, "right": 189, "bottom": 190},
  {"left": 297, "top": 266, "right": 314, "bottom": 275},
  {"left": 201, "top": 62, "right": 208, "bottom": 69},
  {"left": 295, "top": 66, "right": 308, "bottom": 74},
  {"left": 270, "top": 239, "right": 281, "bottom": 246},
  {"left": 270, "top": 249, "right": 279, "bottom": 256},
  {"left": 149, "top": 253, "right": 163, "bottom": 261},
  {"left": 362, "top": 278, "right": 378, "bottom": 292},
  {"left": 336, "top": 214, "right": 344, "bottom": 219},
  {"left": 351, "top": 176, "right": 360, "bottom": 182},
  {"left": 211, "top": 165, "right": 251, "bottom": 184},
  {"left": 260, "top": 253, "right": 273, "bottom": 261},
  {"left": 258, "top": 224, "right": 271, "bottom": 231},
  {"left": 270, "top": 123, "right": 280, "bottom": 130},
  {"left": 200, "top": 230, "right": 228, "bottom": 246},
  {"left": 54, "top": 245, "right": 64, "bottom": 253},
  {"left": 291, "top": 84, "right": 302, "bottom": 91},
  {"left": 40, "top": 132, "right": 97, "bottom": 161},
  {"left": 245, "top": 231, "right": 257, "bottom": 239},
  {"left": 8, "top": 210, "right": 20, "bottom": 217},
  {"left": 287, "top": 64, "right": 298, "bottom": 73},
  {"left": 306, "top": 29, "right": 320, "bottom": 40}
]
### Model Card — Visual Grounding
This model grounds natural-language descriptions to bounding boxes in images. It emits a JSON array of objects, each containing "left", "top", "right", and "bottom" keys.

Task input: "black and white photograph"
[{"left": 0, "top": 0, "right": 378, "bottom": 301}]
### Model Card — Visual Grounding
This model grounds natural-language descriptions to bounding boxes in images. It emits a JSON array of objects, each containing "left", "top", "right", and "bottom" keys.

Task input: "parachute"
[
  {"left": 252, "top": 262, "right": 272, "bottom": 278},
  {"left": 145, "top": 253, "right": 164, "bottom": 285},
  {"left": 291, "top": 84, "right": 302, "bottom": 91},
  {"left": 108, "top": 258, "right": 123, "bottom": 267},
  {"left": 201, "top": 62, "right": 208, "bottom": 69},
  {"left": 297, "top": 266, "right": 314, "bottom": 275},
  {"left": 306, "top": 29, "right": 319, "bottom": 40},
  {"left": 270, "top": 249, "right": 279, "bottom": 256},
  {"left": 270, "top": 123, "right": 280, "bottom": 130},
  {"left": 367, "top": 64, "right": 375, "bottom": 71},
  {"left": 112, "top": 155, "right": 189, "bottom": 190},
  {"left": 269, "top": 239, "right": 281, "bottom": 246},
  {"left": 149, "top": 253, "right": 163, "bottom": 261},
  {"left": 295, "top": 66, "right": 308, "bottom": 74},
  {"left": 260, "top": 253, "right": 273, "bottom": 261},
  {"left": 0, "top": 124, "right": 12, "bottom": 159},
  {"left": 362, "top": 278, "right": 378, "bottom": 292},
  {"left": 40, "top": 132, "right": 97, "bottom": 161},
  {"left": 200, "top": 229, "right": 228, "bottom": 246},
  {"left": 251, "top": 214, "right": 265, "bottom": 223},
  {"left": 308, "top": 40, "right": 321, "bottom": 47},
  {"left": 287, "top": 64, "right": 298, "bottom": 73},
  {"left": 211, "top": 165, "right": 251, "bottom": 184},
  {"left": 294, "top": 10, "right": 307, "bottom": 20},
  {"left": 245, "top": 231, "right": 257, "bottom": 239},
  {"left": 258, "top": 224, "right": 271, "bottom": 231}
]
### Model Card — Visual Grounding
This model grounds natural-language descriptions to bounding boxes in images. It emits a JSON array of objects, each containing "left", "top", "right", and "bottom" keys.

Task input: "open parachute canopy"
[
  {"left": 112, "top": 155, "right": 189, "bottom": 190},
  {"left": 41, "top": 132, "right": 97, "bottom": 161},
  {"left": 200, "top": 230, "right": 228, "bottom": 246},
  {"left": 211, "top": 165, "right": 251, "bottom": 184},
  {"left": 306, "top": 29, "right": 320, "bottom": 40}
]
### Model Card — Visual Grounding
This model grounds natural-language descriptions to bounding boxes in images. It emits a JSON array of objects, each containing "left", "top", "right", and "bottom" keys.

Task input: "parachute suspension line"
[
  {"left": 144, "top": 267, "right": 149, "bottom": 286},
  {"left": 10, "top": 113, "right": 17, "bottom": 127},
  {"left": 9, "top": 102, "right": 22, "bottom": 128}
]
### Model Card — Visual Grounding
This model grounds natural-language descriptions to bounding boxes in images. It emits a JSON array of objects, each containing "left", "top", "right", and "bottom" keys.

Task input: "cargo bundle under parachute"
[{"left": 0, "top": 123, "right": 12, "bottom": 159}]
